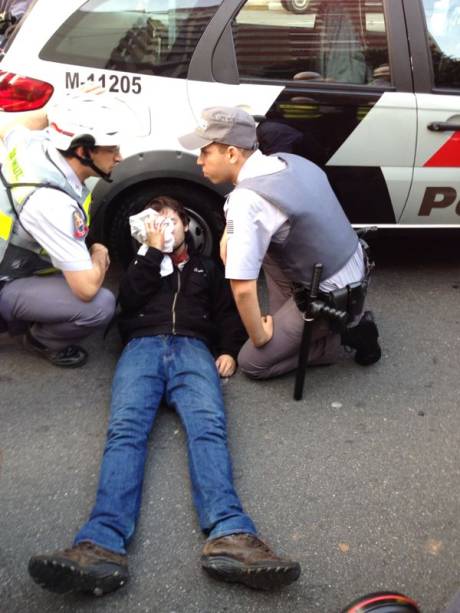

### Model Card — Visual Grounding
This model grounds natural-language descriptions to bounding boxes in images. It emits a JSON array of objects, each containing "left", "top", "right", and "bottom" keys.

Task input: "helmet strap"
[{"left": 72, "top": 148, "right": 113, "bottom": 183}]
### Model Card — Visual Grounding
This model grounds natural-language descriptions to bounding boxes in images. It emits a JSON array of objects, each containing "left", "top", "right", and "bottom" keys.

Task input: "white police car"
[{"left": 0, "top": 0, "right": 459, "bottom": 264}]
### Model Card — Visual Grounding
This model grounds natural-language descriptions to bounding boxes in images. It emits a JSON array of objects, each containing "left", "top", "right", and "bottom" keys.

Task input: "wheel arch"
[{"left": 89, "top": 149, "right": 227, "bottom": 242}]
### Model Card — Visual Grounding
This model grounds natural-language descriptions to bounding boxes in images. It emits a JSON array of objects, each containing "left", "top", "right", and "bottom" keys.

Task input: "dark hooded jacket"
[{"left": 117, "top": 246, "right": 247, "bottom": 359}]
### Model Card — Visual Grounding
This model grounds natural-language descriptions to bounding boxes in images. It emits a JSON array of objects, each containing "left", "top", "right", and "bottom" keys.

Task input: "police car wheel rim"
[
  {"left": 290, "top": 0, "right": 310, "bottom": 12},
  {"left": 186, "top": 208, "right": 213, "bottom": 256}
]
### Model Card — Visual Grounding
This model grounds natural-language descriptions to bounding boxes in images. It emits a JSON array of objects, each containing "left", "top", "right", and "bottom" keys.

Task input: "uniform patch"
[
  {"left": 73, "top": 210, "right": 88, "bottom": 239},
  {"left": 226, "top": 219, "right": 234, "bottom": 234}
]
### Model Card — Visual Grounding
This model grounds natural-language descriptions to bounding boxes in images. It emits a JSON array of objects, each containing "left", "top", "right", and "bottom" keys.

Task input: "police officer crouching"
[
  {"left": 0, "top": 93, "right": 134, "bottom": 367},
  {"left": 179, "top": 107, "right": 381, "bottom": 381}
]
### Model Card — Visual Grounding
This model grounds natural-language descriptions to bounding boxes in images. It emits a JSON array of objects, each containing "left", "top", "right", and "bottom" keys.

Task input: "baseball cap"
[{"left": 179, "top": 106, "right": 257, "bottom": 150}]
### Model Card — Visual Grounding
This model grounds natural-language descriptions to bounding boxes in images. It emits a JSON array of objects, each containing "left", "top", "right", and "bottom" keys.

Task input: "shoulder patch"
[{"left": 72, "top": 210, "right": 88, "bottom": 239}]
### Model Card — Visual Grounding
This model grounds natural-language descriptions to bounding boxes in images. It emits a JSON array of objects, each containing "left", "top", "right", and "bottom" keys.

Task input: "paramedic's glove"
[
  {"left": 215, "top": 354, "right": 236, "bottom": 377},
  {"left": 145, "top": 218, "right": 167, "bottom": 251},
  {"left": 255, "top": 315, "right": 273, "bottom": 348}
]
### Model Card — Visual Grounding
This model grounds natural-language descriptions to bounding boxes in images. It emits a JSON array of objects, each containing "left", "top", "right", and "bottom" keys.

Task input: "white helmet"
[{"left": 47, "top": 91, "right": 135, "bottom": 151}]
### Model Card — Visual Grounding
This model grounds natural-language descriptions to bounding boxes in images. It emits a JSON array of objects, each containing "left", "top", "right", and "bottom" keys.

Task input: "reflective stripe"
[
  {"left": 0, "top": 210, "right": 13, "bottom": 241},
  {"left": 35, "top": 266, "right": 60, "bottom": 276},
  {"left": 0, "top": 132, "right": 91, "bottom": 279},
  {"left": 82, "top": 193, "right": 92, "bottom": 224},
  {"left": 3, "top": 146, "right": 32, "bottom": 205}
]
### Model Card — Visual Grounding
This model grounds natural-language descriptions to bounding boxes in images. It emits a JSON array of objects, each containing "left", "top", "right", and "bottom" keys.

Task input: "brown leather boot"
[
  {"left": 201, "top": 533, "right": 301, "bottom": 590},
  {"left": 28, "top": 541, "right": 128, "bottom": 596}
]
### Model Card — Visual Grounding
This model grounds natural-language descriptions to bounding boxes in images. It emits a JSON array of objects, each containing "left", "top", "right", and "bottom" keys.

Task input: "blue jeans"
[{"left": 74, "top": 335, "right": 256, "bottom": 554}]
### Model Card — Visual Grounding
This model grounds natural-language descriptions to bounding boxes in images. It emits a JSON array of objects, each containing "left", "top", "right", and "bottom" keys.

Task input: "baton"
[{"left": 293, "top": 263, "right": 323, "bottom": 401}]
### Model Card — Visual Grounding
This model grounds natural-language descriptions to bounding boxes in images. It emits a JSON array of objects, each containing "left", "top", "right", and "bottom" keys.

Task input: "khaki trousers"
[
  {"left": 238, "top": 255, "right": 341, "bottom": 379},
  {"left": 0, "top": 274, "right": 115, "bottom": 349}
]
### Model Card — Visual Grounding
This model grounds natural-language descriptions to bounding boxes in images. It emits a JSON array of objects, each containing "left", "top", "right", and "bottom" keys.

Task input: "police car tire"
[{"left": 108, "top": 182, "right": 225, "bottom": 268}]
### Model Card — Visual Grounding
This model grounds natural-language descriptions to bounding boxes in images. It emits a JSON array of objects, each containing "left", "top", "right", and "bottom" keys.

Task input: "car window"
[
  {"left": 421, "top": 0, "right": 460, "bottom": 89},
  {"left": 39, "top": 0, "right": 223, "bottom": 78},
  {"left": 233, "top": 0, "right": 391, "bottom": 87}
]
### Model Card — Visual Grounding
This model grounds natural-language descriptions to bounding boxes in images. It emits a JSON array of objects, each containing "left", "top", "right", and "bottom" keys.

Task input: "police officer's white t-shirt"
[
  {"left": 5, "top": 127, "right": 92, "bottom": 272},
  {"left": 224, "top": 150, "right": 364, "bottom": 291}
]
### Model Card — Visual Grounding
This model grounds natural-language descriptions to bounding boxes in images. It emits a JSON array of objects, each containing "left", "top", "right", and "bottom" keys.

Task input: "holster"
[
  {"left": 293, "top": 280, "right": 366, "bottom": 333},
  {"left": 319, "top": 282, "right": 366, "bottom": 331},
  {"left": 292, "top": 238, "right": 373, "bottom": 332}
]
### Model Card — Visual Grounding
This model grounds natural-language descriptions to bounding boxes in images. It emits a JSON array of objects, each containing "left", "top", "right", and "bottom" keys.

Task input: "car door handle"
[{"left": 428, "top": 121, "right": 460, "bottom": 132}]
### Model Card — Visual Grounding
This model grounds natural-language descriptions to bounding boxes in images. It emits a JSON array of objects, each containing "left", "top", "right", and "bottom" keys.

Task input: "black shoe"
[
  {"left": 201, "top": 533, "right": 301, "bottom": 590},
  {"left": 28, "top": 541, "right": 129, "bottom": 596},
  {"left": 342, "top": 311, "right": 381, "bottom": 366},
  {"left": 23, "top": 330, "right": 88, "bottom": 368}
]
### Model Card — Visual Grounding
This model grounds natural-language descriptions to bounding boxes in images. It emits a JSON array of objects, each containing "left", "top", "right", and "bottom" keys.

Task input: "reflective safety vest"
[{"left": 0, "top": 131, "right": 91, "bottom": 280}]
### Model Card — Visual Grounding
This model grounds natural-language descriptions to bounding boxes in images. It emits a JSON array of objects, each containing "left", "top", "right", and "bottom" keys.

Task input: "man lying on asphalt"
[{"left": 27, "top": 196, "right": 301, "bottom": 596}]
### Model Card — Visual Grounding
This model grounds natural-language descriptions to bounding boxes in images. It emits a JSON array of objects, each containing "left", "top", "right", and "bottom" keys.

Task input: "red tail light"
[{"left": 0, "top": 71, "right": 54, "bottom": 112}]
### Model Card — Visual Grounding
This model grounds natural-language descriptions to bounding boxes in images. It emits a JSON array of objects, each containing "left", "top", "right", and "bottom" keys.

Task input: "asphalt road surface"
[{"left": 1, "top": 230, "right": 460, "bottom": 613}]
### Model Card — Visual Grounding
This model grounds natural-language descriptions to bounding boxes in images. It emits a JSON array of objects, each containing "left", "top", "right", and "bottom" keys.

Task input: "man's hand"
[
  {"left": 255, "top": 314, "right": 273, "bottom": 347},
  {"left": 64, "top": 242, "right": 110, "bottom": 302},
  {"left": 145, "top": 217, "right": 166, "bottom": 251},
  {"left": 230, "top": 279, "right": 274, "bottom": 348},
  {"left": 215, "top": 354, "right": 236, "bottom": 377},
  {"left": 0, "top": 108, "right": 48, "bottom": 142},
  {"left": 90, "top": 242, "right": 110, "bottom": 272}
]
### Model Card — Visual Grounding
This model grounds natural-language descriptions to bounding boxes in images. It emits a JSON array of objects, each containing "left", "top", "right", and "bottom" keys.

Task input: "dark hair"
[
  {"left": 214, "top": 142, "right": 255, "bottom": 155},
  {"left": 59, "top": 134, "right": 97, "bottom": 158},
  {"left": 144, "top": 195, "right": 189, "bottom": 227}
]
